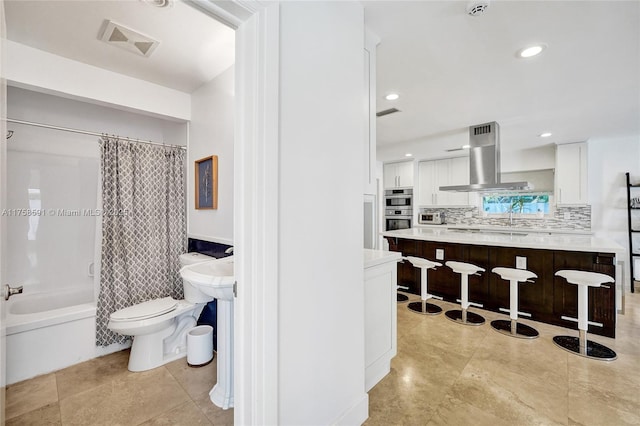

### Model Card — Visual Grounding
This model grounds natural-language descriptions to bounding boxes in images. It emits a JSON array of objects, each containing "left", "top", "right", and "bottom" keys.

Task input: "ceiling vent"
[
  {"left": 100, "top": 20, "right": 159, "bottom": 57},
  {"left": 466, "top": 1, "right": 490, "bottom": 16},
  {"left": 376, "top": 108, "right": 401, "bottom": 117}
]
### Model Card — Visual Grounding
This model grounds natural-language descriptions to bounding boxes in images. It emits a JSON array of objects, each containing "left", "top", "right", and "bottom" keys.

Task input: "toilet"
[{"left": 108, "top": 252, "right": 216, "bottom": 372}]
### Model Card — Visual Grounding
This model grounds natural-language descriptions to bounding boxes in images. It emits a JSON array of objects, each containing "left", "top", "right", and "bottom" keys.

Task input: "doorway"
[{"left": 0, "top": 1, "right": 277, "bottom": 423}]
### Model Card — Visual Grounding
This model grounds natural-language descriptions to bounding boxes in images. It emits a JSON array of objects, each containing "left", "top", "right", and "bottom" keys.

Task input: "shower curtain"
[{"left": 96, "top": 137, "right": 186, "bottom": 346}]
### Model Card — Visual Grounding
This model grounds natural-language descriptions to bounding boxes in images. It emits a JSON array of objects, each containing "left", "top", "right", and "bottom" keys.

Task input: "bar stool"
[
  {"left": 404, "top": 256, "right": 442, "bottom": 315},
  {"left": 491, "top": 267, "right": 539, "bottom": 339},
  {"left": 445, "top": 261, "right": 485, "bottom": 325},
  {"left": 553, "top": 270, "right": 617, "bottom": 361}
]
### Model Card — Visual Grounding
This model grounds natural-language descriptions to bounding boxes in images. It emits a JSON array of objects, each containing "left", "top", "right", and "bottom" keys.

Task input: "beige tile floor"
[
  {"left": 5, "top": 350, "right": 232, "bottom": 426},
  {"left": 6, "top": 292, "right": 640, "bottom": 425},
  {"left": 366, "top": 291, "right": 640, "bottom": 426}
]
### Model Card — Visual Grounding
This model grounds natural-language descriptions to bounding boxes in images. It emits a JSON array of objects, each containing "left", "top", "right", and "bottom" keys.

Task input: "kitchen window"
[{"left": 482, "top": 194, "right": 550, "bottom": 215}]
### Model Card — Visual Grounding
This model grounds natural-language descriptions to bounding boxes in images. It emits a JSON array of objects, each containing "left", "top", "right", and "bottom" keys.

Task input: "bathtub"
[{"left": 5, "top": 286, "right": 127, "bottom": 385}]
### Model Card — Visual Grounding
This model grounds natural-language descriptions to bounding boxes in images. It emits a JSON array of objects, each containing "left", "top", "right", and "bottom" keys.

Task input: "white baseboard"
[{"left": 331, "top": 393, "right": 369, "bottom": 426}]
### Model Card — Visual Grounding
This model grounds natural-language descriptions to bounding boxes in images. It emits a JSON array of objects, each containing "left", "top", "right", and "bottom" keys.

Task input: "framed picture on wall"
[{"left": 195, "top": 155, "right": 218, "bottom": 210}]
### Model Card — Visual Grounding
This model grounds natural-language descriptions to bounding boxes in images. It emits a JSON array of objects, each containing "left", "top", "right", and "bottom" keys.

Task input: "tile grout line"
[
  {"left": 162, "top": 363, "right": 218, "bottom": 424},
  {"left": 53, "top": 371, "right": 63, "bottom": 425}
]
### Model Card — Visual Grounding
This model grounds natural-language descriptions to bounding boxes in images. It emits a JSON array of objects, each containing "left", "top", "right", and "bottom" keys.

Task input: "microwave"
[
  {"left": 419, "top": 211, "right": 444, "bottom": 225},
  {"left": 384, "top": 188, "right": 413, "bottom": 208}
]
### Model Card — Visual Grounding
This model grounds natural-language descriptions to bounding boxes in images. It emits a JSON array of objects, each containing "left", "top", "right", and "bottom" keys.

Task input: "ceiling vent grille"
[
  {"left": 100, "top": 20, "right": 159, "bottom": 57},
  {"left": 473, "top": 123, "right": 492, "bottom": 135},
  {"left": 376, "top": 108, "right": 401, "bottom": 117}
]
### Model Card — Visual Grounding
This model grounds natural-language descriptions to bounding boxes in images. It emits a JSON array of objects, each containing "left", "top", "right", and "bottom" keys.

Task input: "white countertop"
[
  {"left": 364, "top": 248, "right": 402, "bottom": 268},
  {"left": 382, "top": 228, "right": 625, "bottom": 254},
  {"left": 413, "top": 224, "right": 593, "bottom": 235}
]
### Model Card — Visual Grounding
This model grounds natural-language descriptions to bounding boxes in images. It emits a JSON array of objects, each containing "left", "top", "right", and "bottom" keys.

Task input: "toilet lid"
[{"left": 110, "top": 297, "right": 178, "bottom": 321}]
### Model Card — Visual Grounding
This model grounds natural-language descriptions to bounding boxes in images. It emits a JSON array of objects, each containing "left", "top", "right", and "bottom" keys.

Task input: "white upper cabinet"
[
  {"left": 363, "top": 32, "right": 379, "bottom": 195},
  {"left": 555, "top": 142, "right": 588, "bottom": 205},
  {"left": 384, "top": 161, "right": 414, "bottom": 189},
  {"left": 447, "top": 156, "right": 471, "bottom": 205},
  {"left": 418, "top": 160, "right": 438, "bottom": 205},
  {"left": 418, "top": 157, "right": 470, "bottom": 206}
]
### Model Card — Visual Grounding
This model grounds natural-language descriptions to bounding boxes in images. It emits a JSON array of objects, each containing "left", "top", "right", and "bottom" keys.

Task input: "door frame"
[
  {"left": 0, "top": 0, "right": 281, "bottom": 423},
  {"left": 1, "top": 0, "right": 8, "bottom": 421},
  {"left": 189, "top": 1, "right": 281, "bottom": 424}
]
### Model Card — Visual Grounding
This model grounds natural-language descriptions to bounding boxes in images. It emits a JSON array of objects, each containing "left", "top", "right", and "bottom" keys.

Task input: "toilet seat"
[
  {"left": 107, "top": 298, "right": 197, "bottom": 338},
  {"left": 110, "top": 297, "right": 178, "bottom": 322}
]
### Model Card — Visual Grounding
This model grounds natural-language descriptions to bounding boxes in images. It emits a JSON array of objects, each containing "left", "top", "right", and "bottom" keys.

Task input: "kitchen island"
[{"left": 382, "top": 228, "right": 625, "bottom": 338}]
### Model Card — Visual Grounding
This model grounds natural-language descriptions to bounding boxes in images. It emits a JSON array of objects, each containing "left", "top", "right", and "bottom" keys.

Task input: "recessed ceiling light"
[
  {"left": 462, "top": 144, "right": 471, "bottom": 149},
  {"left": 517, "top": 44, "right": 546, "bottom": 58},
  {"left": 385, "top": 93, "right": 400, "bottom": 101},
  {"left": 405, "top": 153, "right": 413, "bottom": 157},
  {"left": 539, "top": 132, "right": 552, "bottom": 138}
]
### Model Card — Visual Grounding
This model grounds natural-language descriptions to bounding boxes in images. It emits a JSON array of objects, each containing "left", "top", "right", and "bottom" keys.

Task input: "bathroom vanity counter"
[
  {"left": 363, "top": 249, "right": 401, "bottom": 392},
  {"left": 381, "top": 230, "right": 625, "bottom": 338}
]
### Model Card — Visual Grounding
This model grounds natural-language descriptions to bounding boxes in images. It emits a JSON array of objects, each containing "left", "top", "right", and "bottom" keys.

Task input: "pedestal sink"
[{"left": 180, "top": 256, "right": 235, "bottom": 409}]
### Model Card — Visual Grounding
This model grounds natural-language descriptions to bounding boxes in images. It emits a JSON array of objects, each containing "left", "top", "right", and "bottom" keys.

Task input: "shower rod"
[{"left": 6, "top": 118, "right": 187, "bottom": 150}]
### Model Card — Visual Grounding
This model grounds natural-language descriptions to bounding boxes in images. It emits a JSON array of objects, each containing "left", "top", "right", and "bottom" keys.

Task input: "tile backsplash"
[{"left": 421, "top": 205, "right": 591, "bottom": 231}]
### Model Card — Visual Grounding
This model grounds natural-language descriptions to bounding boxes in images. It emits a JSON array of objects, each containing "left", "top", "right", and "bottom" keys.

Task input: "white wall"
[
  {"left": 8, "top": 86, "right": 187, "bottom": 152},
  {"left": 188, "top": 66, "right": 234, "bottom": 244},
  {"left": 6, "top": 87, "right": 187, "bottom": 292},
  {"left": 589, "top": 135, "right": 640, "bottom": 287},
  {"left": 5, "top": 40, "right": 191, "bottom": 121},
  {"left": 278, "top": 2, "right": 367, "bottom": 424}
]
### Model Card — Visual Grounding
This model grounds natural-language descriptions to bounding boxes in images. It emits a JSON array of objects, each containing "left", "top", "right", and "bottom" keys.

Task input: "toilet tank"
[{"left": 179, "top": 252, "right": 215, "bottom": 303}]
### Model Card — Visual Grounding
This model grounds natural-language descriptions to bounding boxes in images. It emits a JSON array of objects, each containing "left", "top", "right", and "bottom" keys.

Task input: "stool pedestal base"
[
  {"left": 445, "top": 309, "right": 485, "bottom": 326},
  {"left": 553, "top": 334, "right": 617, "bottom": 361},
  {"left": 490, "top": 319, "right": 539, "bottom": 339},
  {"left": 407, "top": 301, "right": 442, "bottom": 315},
  {"left": 397, "top": 293, "right": 409, "bottom": 303}
]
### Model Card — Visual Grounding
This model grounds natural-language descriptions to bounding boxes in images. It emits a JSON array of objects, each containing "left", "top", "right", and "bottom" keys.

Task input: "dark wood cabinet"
[
  {"left": 489, "top": 248, "right": 555, "bottom": 317},
  {"left": 467, "top": 245, "right": 490, "bottom": 307},
  {"left": 386, "top": 237, "right": 617, "bottom": 338},
  {"left": 396, "top": 239, "right": 419, "bottom": 294},
  {"left": 419, "top": 241, "right": 465, "bottom": 301},
  {"left": 553, "top": 251, "right": 616, "bottom": 337}
]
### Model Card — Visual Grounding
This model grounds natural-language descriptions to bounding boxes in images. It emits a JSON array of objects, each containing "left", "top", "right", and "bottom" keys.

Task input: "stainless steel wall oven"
[{"left": 384, "top": 189, "right": 412, "bottom": 230}]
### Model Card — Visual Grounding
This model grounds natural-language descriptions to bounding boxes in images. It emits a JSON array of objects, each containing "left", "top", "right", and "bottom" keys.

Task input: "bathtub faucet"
[{"left": 4, "top": 284, "right": 23, "bottom": 301}]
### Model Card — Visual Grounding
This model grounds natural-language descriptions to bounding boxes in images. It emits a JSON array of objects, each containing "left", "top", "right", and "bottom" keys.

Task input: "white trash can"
[{"left": 187, "top": 325, "right": 214, "bottom": 366}]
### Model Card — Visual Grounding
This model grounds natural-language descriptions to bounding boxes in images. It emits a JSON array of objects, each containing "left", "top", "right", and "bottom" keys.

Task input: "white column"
[{"left": 277, "top": 2, "right": 367, "bottom": 425}]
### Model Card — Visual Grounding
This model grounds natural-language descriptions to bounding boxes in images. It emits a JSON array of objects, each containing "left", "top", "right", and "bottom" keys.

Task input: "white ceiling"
[
  {"left": 4, "top": 1, "right": 639, "bottom": 161},
  {"left": 366, "top": 1, "right": 640, "bottom": 161},
  {"left": 5, "top": 0, "right": 235, "bottom": 93}
]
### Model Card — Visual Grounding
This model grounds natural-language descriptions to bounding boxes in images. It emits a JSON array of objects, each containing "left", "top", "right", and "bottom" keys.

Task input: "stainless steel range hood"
[{"left": 439, "top": 122, "right": 533, "bottom": 192}]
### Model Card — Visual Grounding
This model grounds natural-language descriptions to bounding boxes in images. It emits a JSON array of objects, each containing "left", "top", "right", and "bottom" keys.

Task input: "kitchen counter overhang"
[{"left": 382, "top": 228, "right": 625, "bottom": 255}]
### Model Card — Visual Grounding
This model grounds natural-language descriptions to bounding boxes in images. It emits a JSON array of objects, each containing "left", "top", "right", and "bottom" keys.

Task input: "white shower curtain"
[{"left": 96, "top": 136, "right": 186, "bottom": 346}]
